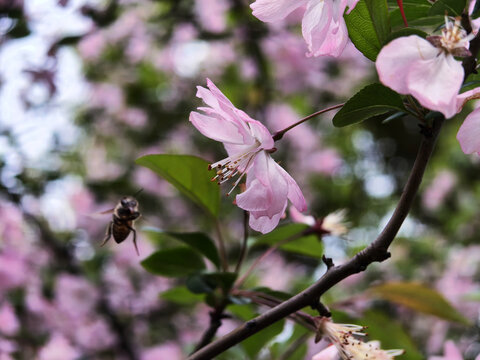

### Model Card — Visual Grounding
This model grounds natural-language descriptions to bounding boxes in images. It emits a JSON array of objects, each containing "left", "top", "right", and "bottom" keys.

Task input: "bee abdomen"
[{"left": 112, "top": 225, "right": 130, "bottom": 243}]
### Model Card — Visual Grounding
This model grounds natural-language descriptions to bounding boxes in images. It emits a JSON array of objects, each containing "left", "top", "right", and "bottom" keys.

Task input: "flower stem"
[
  {"left": 272, "top": 103, "right": 344, "bottom": 141},
  {"left": 214, "top": 220, "right": 229, "bottom": 272},
  {"left": 234, "top": 210, "right": 249, "bottom": 273}
]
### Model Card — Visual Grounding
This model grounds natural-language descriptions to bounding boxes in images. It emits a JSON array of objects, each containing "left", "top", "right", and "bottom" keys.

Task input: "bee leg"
[
  {"left": 101, "top": 222, "right": 113, "bottom": 247},
  {"left": 127, "top": 225, "right": 139, "bottom": 256}
]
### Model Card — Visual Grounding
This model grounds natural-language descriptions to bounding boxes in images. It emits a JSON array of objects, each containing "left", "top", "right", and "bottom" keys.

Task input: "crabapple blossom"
[
  {"left": 428, "top": 340, "right": 476, "bottom": 360},
  {"left": 376, "top": 17, "right": 474, "bottom": 119},
  {"left": 314, "top": 317, "right": 404, "bottom": 360},
  {"left": 250, "top": 0, "right": 359, "bottom": 57},
  {"left": 189, "top": 79, "right": 306, "bottom": 233},
  {"left": 456, "top": 106, "right": 480, "bottom": 154}
]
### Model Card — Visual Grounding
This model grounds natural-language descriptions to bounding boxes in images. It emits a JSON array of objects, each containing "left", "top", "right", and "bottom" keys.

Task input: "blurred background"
[{"left": 0, "top": 0, "right": 479, "bottom": 359}]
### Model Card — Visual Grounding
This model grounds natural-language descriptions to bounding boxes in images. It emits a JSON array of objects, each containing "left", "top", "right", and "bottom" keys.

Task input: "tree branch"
[{"left": 187, "top": 115, "right": 444, "bottom": 360}]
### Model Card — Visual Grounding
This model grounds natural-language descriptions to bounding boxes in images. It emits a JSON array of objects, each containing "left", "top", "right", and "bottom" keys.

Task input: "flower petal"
[
  {"left": 309, "top": 17, "right": 348, "bottom": 57},
  {"left": 276, "top": 162, "right": 307, "bottom": 212},
  {"left": 249, "top": 206, "right": 286, "bottom": 234},
  {"left": 189, "top": 111, "right": 245, "bottom": 144},
  {"left": 342, "top": 0, "right": 360, "bottom": 14},
  {"left": 248, "top": 120, "right": 274, "bottom": 150},
  {"left": 376, "top": 36, "right": 438, "bottom": 95},
  {"left": 251, "top": 0, "right": 307, "bottom": 22},
  {"left": 236, "top": 152, "right": 288, "bottom": 217},
  {"left": 457, "top": 107, "right": 480, "bottom": 154},
  {"left": 302, "top": 0, "right": 332, "bottom": 56},
  {"left": 407, "top": 53, "right": 464, "bottom": 118}
]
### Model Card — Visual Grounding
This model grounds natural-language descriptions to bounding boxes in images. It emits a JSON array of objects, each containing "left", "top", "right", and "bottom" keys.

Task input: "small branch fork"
[{"left": 187, "top": 115, "right": 444, "bottom": 360}]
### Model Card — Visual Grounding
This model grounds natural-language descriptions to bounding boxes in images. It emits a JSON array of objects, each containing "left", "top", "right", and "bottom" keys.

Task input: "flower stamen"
[{"left": 208, "top": 141, "right": 262, "bottom": 195}]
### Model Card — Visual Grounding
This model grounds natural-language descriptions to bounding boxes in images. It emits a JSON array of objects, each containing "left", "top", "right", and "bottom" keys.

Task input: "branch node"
[
  {"left": 246, "top": 320, "right": 257, "bottom": 329},
  {"left": 322, "top": 255, "right": 334, "bottom": 270},
  {"left": 310, "top": 299, "right": 331, "bottom": 317}
]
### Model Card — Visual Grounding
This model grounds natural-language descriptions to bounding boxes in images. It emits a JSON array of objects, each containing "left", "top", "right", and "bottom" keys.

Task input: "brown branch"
[
  {"left": 187, "top": 115, "right": 444, "bottom": 360},
  {"left": 193, "top": 302, "right": 229, "bottom": 352}
]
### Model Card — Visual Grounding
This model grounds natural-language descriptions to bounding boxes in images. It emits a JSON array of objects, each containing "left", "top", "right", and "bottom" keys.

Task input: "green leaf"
[
  {"left": 136, "top": 154, "right": 220, "bottom": 217},
  {"left": 147, "top": 230, "right": 220, "bottom": 268},
  {"left": 255, "top": 224, "right": 324, "bottom": 258},
  {"left": 370, "top": 282, "right": 470, "bottom": 324},
  {"left": 160, "top": 286, "right": 204, "bottom": 305},
  {"left": 359, "top": 310, "right": 423, "bottom": 360},
  {"left": 241, "top": 320, "right": 285, "bottom": 358},
  {"left": 186, "top": 272, "right": 237, "bottom": 294},
  {"left": 429, "top": 0, "right": 466, "bottom": 16},
  {"left": 385, "top": 28, "right": 428, "bottom": 45},
  {"left": 344, "top": 0, "right": 390, "bottom": 61},
  {"left": 390, "top": 4, "right": 431, "bottom": 29},
  {"left": 141, "top": 247, "right": 205, "bottom": 277},
  {"left": 332, "top": 83, "right": 406, "bottom": 127}
]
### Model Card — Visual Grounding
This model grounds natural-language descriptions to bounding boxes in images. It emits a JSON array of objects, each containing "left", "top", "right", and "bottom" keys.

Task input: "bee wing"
[
  {"left": 85, "top": 208, "right": 115, "bottom": 219},
  {"left": 98, "top": 208, "right": 115, "bottom": 215}
]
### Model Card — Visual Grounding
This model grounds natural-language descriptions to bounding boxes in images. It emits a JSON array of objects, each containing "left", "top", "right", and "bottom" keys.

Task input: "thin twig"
[
  {"left": 187, "top": 116, "right": 444, "bottom": 360},
  {"left": 234, "top": 210, "right": 249, "bottom": 273},
  {"left": 192, "top": 301, "right": 229, "bottom": 352},
  {"left": 272, "top": 104, "right": 344, "bottom": 141},
  {"left": 234, "top": 230, "right": 308, "bottom": 289},
  {"left": 214, "top": 219, "right": 229, "bottom": 272}
]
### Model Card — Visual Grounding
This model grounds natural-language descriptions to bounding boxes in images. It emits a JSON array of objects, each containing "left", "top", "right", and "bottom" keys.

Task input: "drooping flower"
[
  {"left": 250, "top": 0, "right": 359, "bottom": 58},
  {"left": 376, "top": 17, "right": 474, "bottom": 119},
  {"left": 189, "top": 79, "right": 306, "bottom": 233},
  {"left": 290, "top": 207, "right": 349, "bottom": 236},
  {"left": 314, "top": 317, "right": 404, "bottom": 360}
]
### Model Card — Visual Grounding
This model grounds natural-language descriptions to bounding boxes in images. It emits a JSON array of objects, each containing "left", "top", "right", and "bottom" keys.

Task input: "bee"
[{"left": 100, "top": 193, "right": 142, "bottom": 255}]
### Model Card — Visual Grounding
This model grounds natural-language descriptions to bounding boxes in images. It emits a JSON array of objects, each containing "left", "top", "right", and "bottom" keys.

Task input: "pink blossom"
[
  {"left": 189, "top": 79, "right": 306, "bottom": 233},
  {"left": 312, "top": 344, "right": 339, "bottom": 360},
  {"left": 0, "top": 302, "right": 19, "bottom": 336},
  {"left": 376, "top": 18, "right": 473, "bottom": 118},
  {"left": 194, "top": 0, "right": 229, "bottom": 33},
  {"left": 77, "top": 32, "right": 106, "bottom": 61},
  {"left": 55, "top": 274, "right": 99, "bottom": 320},
  {"left": 428, "top": 341, "right": 464, "bottom": 360},
  {"left": 314, "top": 318, "right": 404, "bottom": 359},
  {"left": 251, "top": 0, "right": 359, "bottom": 57},
  {"left": 457, "top": 105, "right": 480, "bottom": 154},
  {"left": 141, "top": 342, "right": 183, "bottom": 360},
  {"left": 422, "top": 170, "right": 457, "bottom": 210},
  {"left": 38, "top": 334, "right": 79, "bottom": 360}
]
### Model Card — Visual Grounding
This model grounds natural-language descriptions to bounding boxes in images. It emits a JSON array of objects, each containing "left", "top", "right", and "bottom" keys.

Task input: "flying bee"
[{"left": 100, "top": 192, "right": 142, "bottom": 255}]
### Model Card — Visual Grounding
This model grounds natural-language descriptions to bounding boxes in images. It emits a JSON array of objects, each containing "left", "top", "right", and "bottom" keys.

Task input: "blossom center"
[
  {"left": 208, "top": 140, "right": 261, "bottom": 195},
  {"left": 440, "top": 17, "right": 472, "bottom": 52}
]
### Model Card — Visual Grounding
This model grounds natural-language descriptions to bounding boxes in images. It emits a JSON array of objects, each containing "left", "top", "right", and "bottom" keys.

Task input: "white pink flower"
[
  {"left": 250, "top": 0, "right": 359, "bottom": 58},
  {"left": 314, "top": 317, "right": 404, "bottom": 360},
  {"left": 376, "top": 17, "right": 474, "bottom": 119},
  {"left": 189, "top": 79, "right": 306, "bottom": 233}
]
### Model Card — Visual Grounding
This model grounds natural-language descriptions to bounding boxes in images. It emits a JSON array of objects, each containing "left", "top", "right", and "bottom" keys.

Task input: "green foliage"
[
  {"left": 141, "top": 247, "right": 206, "bottom": 277},
  {"left": 333, "top": 83, "right": 406, "bottom": 127},
  {"left": 345, "top": 0, "right": 391, "bottom": 61},
  {"left": 136, "top": 154, "right": 220, "bottom": 217},
  {"left": 254, "top": 223, "right": 324, "bottom": 258},
  {"left": 241, "top": 319, "right": 285, "bottom": 358},
  {"left": 186, "top": 272, "right": 237, "bottom": 294},
  {"left": 370, "top": 282, "right": 470, "bottom": 324},
  {"left": 147, "top": 230, "right": 221, "bottom": 268},
  {"left": 428, "top": 0, "right": 467, "bottom": 16},
  {"left": 160, "top": 286, "right": 205, "bottom": 305},
  {"left": 385, "top": 28, "right": 428, "bottom": 44},
  {"left": 360, "top": 310, "right": 423, "bottom": 360},
  {"left": 389, "top": 1, "right": 431, "bottom": 29}
]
